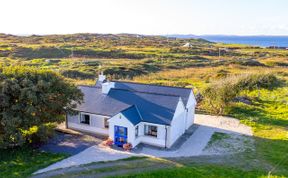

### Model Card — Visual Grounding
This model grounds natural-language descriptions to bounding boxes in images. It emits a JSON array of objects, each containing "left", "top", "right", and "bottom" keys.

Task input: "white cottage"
[{"left": 66, "top": 74, "right": 196, "bottom": 148}]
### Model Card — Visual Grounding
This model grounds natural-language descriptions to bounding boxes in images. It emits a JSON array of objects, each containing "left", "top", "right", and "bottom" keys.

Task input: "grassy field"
[
  {"left": 115, "top": 165, "right": 268, "bottom": 178},
  {"left": 0, "top": 33, "right": 287, "bottom": 177},
  {"left": 228, "top": 87, "right": 288, "bottom": 176},
  {"left": 0, "top": 147, "right": 67, "bottom": 178}
]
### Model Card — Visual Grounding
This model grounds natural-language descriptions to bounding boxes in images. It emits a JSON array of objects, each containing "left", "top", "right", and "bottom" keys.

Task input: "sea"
[{"left": 200, "top": 35, "right": 288, "bottom": 47}]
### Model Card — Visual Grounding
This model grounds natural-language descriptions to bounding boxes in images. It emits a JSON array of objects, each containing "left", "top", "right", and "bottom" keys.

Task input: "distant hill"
[
  {"left": 164, "top": 34, "right": 200, "bottom": 39},
  {"left": 0, "top": 33, "right": 212, "bottom": 60}
]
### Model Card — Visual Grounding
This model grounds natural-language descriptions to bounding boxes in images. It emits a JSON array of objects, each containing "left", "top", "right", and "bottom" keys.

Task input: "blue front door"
[{"left": 114, "top": 126, "right": 128, "bottom": 147}]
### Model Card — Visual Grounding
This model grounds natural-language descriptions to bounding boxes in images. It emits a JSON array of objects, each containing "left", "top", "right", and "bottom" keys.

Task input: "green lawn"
[
  {"left": 112, "top": 165, "right": 274, "bottom": 178},
  {"left": 114, "top": 165, "right": 269, "bottom": 178},
  {"left": 0, "top": 146, "right": 67, "bottom": 178},
  {"left": 228, "top": 86, "right": 288, "bottom": 176}
]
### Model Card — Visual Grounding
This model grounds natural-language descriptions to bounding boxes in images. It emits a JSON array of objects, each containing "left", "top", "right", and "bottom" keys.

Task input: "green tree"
[{"left": 0, "top": 66, "right": 83, "bottom": 148}]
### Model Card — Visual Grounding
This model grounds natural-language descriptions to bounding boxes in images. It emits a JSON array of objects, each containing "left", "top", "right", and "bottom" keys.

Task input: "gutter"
[{"left": 165, "top": 126, "right": 168, "bottom": 149}]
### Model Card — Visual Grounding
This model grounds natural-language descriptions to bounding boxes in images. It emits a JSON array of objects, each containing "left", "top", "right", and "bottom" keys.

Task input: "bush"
[
  {"left": 236, "top": 73, "right": 281, "bottom": 90},
  {"left": 202, "top": 78, "right": 240, "bottom": 114},
  {"left": 22, "top": 123, "right": 56, "bottom": 146},
  {"left": 123, "top": 143, "right": 132, "bottom": 151},
  {"left": 61, "top": 69, "right": 96, "bottom": 80},
  {"left": 202, "top": 73, "right": 282, "bottom": 114},
  {"left": 104, "top": 138, "right": 113, "bottom": 147},
  {"left": 230, "top": 59, "right": 265, "bottom": 66}
]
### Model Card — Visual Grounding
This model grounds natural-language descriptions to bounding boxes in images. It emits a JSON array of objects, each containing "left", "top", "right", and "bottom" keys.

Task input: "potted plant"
[
  {"left": 104, "top": 138, "right": 113, "bottom": 147},
  {"left": 123, "top": 143, "right": 132, "bottom": 151}
]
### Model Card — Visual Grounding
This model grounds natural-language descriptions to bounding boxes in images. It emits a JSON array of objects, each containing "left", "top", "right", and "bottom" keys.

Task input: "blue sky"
[{"left": 1, "top": 0, "right": 288, "bottom": 35}]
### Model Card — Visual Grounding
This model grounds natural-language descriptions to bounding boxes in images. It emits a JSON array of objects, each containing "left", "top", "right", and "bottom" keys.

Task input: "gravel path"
[
  {"left": 34, "top": 114, "right": 252, "bottom": 175},
  {"left": 35, "top": 145, "right": 139, "bottom": 174},
  {"left": 136, "top": 125, "right": 216, "bottom": 157},
  {"left": 194, "top": 114, "right": 252, "bottom": 136}
]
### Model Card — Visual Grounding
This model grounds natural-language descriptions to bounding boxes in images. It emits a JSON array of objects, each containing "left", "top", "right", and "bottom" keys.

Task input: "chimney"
[
  {"left": 102, "top": 81, "right": 114, "bottom": 94},
  {"left": 98, "top": 72, "right": 106, "bottom": 82}
]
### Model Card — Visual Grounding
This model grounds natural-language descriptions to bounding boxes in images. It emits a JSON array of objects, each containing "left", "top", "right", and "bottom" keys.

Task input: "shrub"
[
  {"left": 202, "top": 78, "right": 240, "bottom": 114},
  {"left": 230, "top": 59, "right": 266, "bottom": 66},
  {"left": 202, "top": 73, "right": 282, "bottom": 114},
  {"left": 123, "top": 143, "right": 132, "bottom": 151},
  {"left": 236, "top": 73, "right": 281, "bottom": 90},
  {"left": 104, "top": 138, "right": 113, "bottom": 147},
  {"left": 22, "top": 123, "right": 56, "bottom": 146},
  {"left": 61, "top": 69, "right": 96, "bottom": 80}
]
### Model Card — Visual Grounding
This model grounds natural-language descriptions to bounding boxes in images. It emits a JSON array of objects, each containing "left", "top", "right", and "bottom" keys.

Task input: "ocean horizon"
[
  {"left": 200, "top": 35, "right": 288, "bottom": 47},
  {"left": 166, "top": 34, "right": 288, "bottom": 47}
]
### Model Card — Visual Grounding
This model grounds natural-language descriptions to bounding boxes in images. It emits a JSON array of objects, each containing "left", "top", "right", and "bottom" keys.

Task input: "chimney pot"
[{"left": 102, "top": 82, "right": 114, "bottom": 94}]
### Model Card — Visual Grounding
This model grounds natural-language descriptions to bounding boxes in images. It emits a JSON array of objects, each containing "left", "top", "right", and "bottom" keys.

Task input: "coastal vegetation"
[
  {"left": 0, "top": 33, "right": 287, "bottom": 177},
  {"left": 0, "top": 66, "right": 83, "bottom": 148},
  {"left": 202, "top": 73, "right": 282, "bottom": 114}
]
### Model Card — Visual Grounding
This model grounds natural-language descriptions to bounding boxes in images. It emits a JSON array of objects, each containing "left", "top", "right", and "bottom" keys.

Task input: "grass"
[
  {"left": 0, "top": 146, "right": 67, "bottom": 178},
  {"left": 49, "top": 157, "right": 179, "bottom": 178},
  {"left": 206, "top": 132, "right": 231, "bottom": 147},
  {"left": 113, "top": 165, "right": 271, "bottom": 178},
  {"left": 227, "top": 86, "right": 288, "bottom": 176}
]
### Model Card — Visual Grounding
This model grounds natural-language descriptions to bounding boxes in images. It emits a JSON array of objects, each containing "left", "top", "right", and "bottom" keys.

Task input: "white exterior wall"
[
  {"left": 109, "top": 114, "right": 167, "bottom": 148},
  {"left": 135, "top": 122, "right": 167, "bottom": 148},
  {"left": 167, "top": 100, "right": 186, "bottom": 147},
  {"left": 186, "top": 105, "right": 195, "bottom": 129},
  {"left": 67, "top": 113, "right": 109, "bottom": 136},
  {"left": 185, "top": 90, "right": 197, "bottom": 130},
  {"left": 108, "top": 113, "right": 136, "bottom": 146}
]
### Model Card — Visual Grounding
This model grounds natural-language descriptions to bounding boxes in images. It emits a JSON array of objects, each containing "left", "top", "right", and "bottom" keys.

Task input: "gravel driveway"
[
  {"left": 135, "top": 114, "right": 252, "bottom": 157},
  {"left": 40, "top": 131, "right": 104, "bottom": 155},
  {"left": 35, "top": 114, "right": 252, "bottom": 174}
]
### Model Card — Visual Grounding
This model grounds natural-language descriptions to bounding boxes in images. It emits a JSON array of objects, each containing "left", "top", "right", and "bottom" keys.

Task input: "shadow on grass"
[{"left": 0, "top": 146, "right": 67, "bottom": 178}]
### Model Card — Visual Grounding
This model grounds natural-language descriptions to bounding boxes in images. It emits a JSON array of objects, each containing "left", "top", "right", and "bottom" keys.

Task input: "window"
[
  {"left": 104, "top": 117, "right": 109, "bottom": 128},
  {"left": 144, "top": 125, "right": 157, "bottom": 137},
  {"left": 80, "top": 114, "right": 90, "bottom": 125},
  {"left": 117, "top": 126, "right": 127, "bottom": 136},
  {"left": 135, "top": 126, "right": 139, "bottom": 137}
]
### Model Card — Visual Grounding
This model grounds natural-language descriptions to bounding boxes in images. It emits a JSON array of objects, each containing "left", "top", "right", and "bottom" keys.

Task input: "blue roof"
[
  {"left": 76, "top": 86, "right": 181, "bottom": 125},
  {"left": 120, "top": 105, "right": 142, "bottom": 125},
  {"left": 113, "top": 81, "right": 192, "bottom": 106}
]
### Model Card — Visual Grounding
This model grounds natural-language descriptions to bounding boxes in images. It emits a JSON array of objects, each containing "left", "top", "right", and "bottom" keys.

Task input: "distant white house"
[
  {"left": 66, "top": 74, "right": 196, "bottom": 148},
  {"left": 182, "top": 43, "right": 193, "bottom": 48}
]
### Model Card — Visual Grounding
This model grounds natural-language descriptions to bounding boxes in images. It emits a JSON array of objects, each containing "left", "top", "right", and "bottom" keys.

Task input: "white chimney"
[
  {"left": 98, "top": 72, "right": 106, "bottom": 82},
  {"left": 102, "top": 81, "right": 114, "bottom": 94}
]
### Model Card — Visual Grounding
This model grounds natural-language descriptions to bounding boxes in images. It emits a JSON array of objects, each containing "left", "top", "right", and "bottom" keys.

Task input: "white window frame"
[
  {"left": 104, "top": 117, "right": 109, "bottom": 128},
  {"left": 80, "top": 113, "right": 90, "bottom": 125},
  {"left": 144, "top": 125, "right": 157, "bottom": 137}
]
